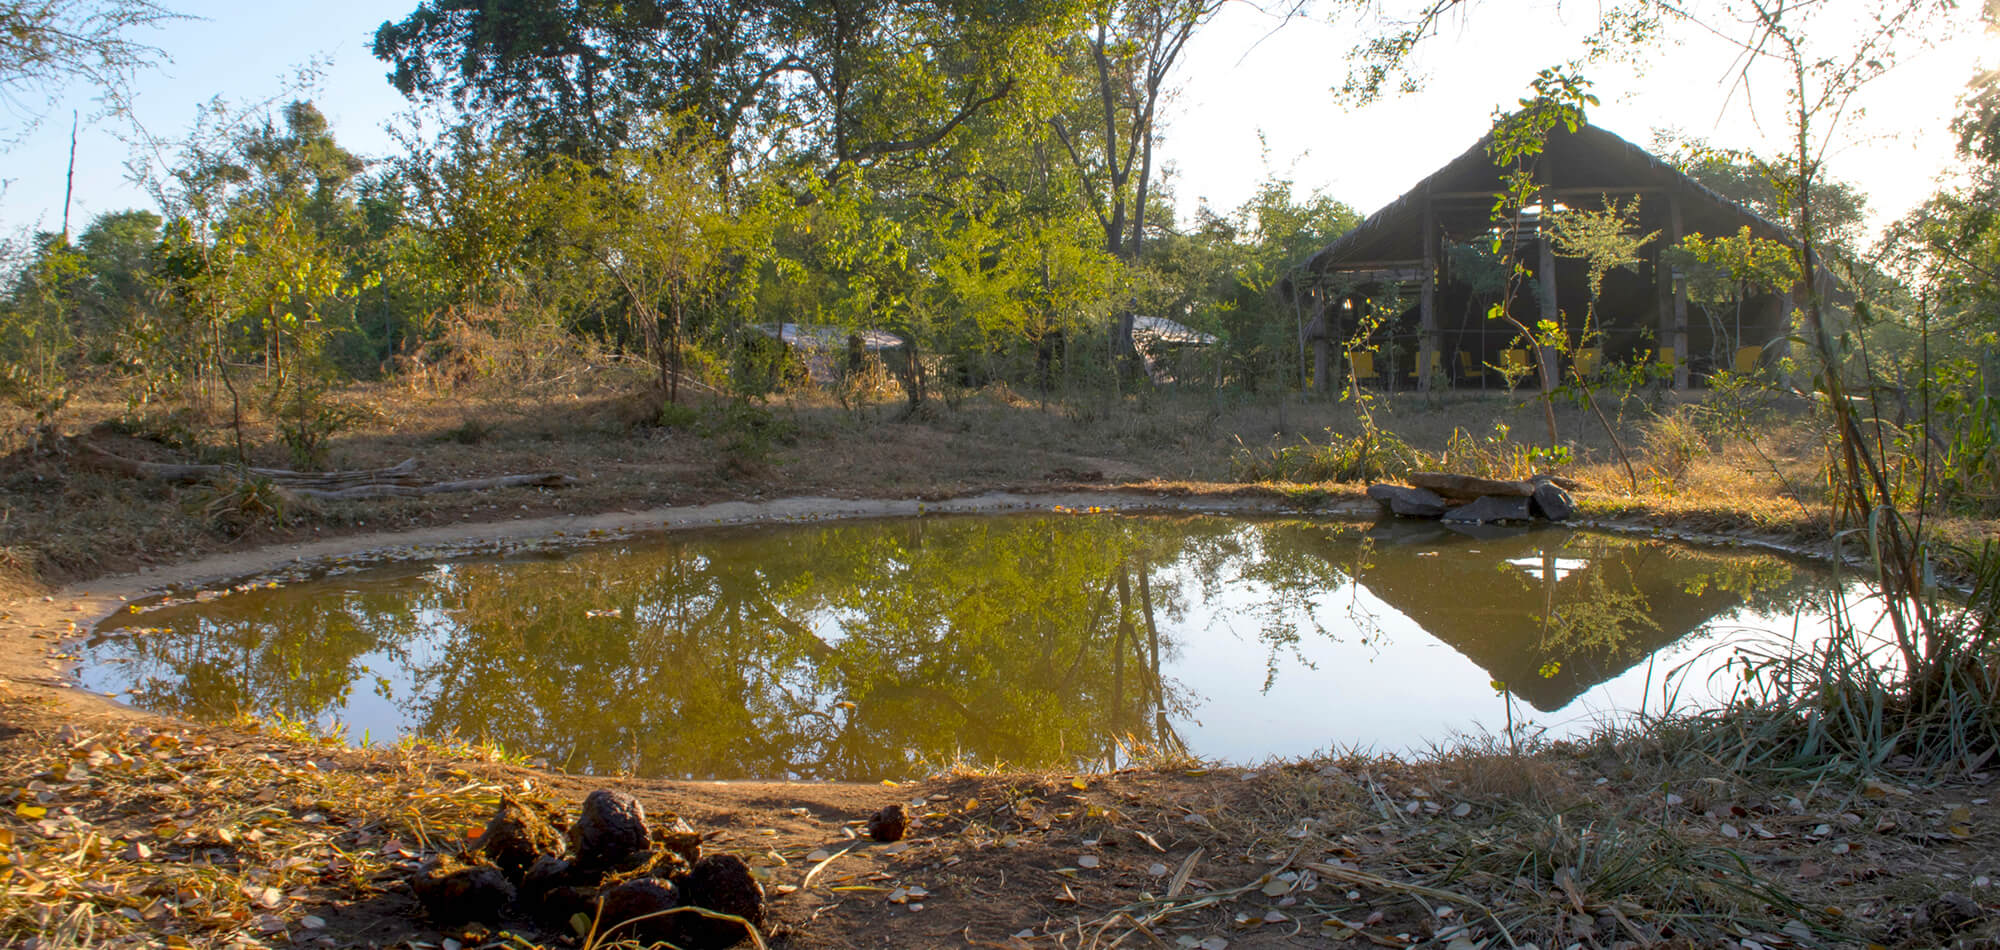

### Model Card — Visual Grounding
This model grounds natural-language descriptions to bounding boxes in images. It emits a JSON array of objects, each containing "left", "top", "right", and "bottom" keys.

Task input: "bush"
[
  {"left": 1640, "top": 407, "right": 1710, "bottom": 490},
  {"left": 1229, "top": 428, "right": 1433, "bottom": 483},
  {"left": 701, "top": 400, "right": 797, "bottom": 476},
  {"left": 655, "top": 401, "right": 700, "bottom": 430},
  {"left": 271, "top": 380, "right": 367, "bottom": 469},
  {"left": 1440, "top": 424, "right": 1535, "bottom": 479},
  {"left": 198, "top": 476, "right": 288, "bottom": 535}
]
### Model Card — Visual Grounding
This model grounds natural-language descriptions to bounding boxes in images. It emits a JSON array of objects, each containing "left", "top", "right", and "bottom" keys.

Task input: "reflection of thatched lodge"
[
  {"left": 1353, "top": 522, "right": 1800, "bottom": 712},
  {"left": 1286, "top": 123, "right": 1802, "bottom": 392}
]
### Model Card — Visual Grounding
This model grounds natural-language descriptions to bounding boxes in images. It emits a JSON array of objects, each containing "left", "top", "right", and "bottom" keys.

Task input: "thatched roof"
[
  {"left": 1294, "top": 123, "right": 1791, "bottom": 285},
  {"left": 1351, "top": 521, "right": 1796, "bottom": 712}
]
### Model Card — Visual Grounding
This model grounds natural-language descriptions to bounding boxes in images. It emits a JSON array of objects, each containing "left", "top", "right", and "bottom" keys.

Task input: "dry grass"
[
  {"left": 13, "top": 366, "right": 1998, "bottom": 594},
  {"left": 0, "top": 697, "right": 515, "bottom": 949}
]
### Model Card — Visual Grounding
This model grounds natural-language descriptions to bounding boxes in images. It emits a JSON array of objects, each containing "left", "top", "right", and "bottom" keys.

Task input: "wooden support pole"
[
  {"left": 1419, "top": 193, "right": 1439, "bottom": 391},
  {"left": 1314, "top": 333, "right": 1331, "bottom": 394},
  {"left": 1666, "top": 192, "right": 1690, "bottom": 389},
  {"left": 1777, "top": 290, "right": 1796, "bottom": 390},
  {"left": 1537, "top": 230, "right": 1560, "bottom": 392}
]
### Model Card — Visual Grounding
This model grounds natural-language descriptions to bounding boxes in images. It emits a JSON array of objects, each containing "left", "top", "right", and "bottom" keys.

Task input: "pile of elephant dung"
[{"left": 410, "top": 789, "right": 764, "bottom": 949}]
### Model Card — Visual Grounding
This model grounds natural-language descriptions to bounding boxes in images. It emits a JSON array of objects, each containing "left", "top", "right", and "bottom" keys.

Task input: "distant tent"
[
  {"left": 1129, "top": 315, "right": 1217, "bottom": 383},
  {"left": 1283, "top": 122, "right": 1808, "bottom": 392},
  {"left": 756, "top": 323, "right": 904, "bottom": 351},
  {"left": 1349, "top": 521, "right": 1805, "bottom": 711},
  {"left": 1130, "top": 315, "right": 1218, "bottom": 346},
  {"left": 753, "top": 323, "right": 906, "bottom": 384}
]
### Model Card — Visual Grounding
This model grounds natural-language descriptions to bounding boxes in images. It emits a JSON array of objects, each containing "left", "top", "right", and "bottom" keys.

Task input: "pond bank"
[{"left": 4, "top": 488, "right": 1998, "bottom": 948}]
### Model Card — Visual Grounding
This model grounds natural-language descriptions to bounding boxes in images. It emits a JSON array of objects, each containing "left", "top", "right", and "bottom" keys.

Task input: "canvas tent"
[
  {"left": 753, "top": 323, "right": 905, "bottom": 383},
  {"left": 1287, "top": 123, "right": 1802, "bottom": 391},
  {"left": 1349, "top": 521, "right": 1812, "bottom": 712}
]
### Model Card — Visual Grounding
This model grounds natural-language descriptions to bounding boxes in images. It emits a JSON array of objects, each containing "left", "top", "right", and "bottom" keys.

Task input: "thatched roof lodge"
[{"left": 1287, "top": 123, "right": 1800, "bottom": 391}]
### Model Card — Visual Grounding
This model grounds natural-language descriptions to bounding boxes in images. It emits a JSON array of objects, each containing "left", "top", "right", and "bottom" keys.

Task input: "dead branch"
[
  {"left": 76, "top": 442, "right": 423, "bottom": 486},
  {"left": 74, "top": 442, "right": 574, "bottom": 501},
  {"left": 284, "top": 473, "right": 576, "bottom": 501}
]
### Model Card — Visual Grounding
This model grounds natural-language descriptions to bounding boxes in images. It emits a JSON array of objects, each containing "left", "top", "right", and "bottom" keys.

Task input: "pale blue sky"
[{"left": 2, "top": 1, "right": 1991, "bottom": 243}]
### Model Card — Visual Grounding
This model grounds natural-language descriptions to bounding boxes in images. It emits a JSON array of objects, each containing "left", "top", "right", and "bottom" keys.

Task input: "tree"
[
  {"left": 1650, "top": 0, "right": 1976, "bottom": 735},
  {"left": 0, "top": 0, "right": 179, "bottom": 137},
  {"left": 1045, "top": 0, "right": 1258, "bottom": 359},
  {"left": 0, "top": 229, "right": 85, "bottom": 437},
  {"left": 1650, "top": 129, "right": 1871, "bottom": 260},
  {"left": 119, "top": 97, "right": 378, "bottom": 460},
  {"left": 583, "top": 118, "right": 733, "bottom": 403},
  {"left": 372, "top": 0, "right": 1070, "bottom": 184}
]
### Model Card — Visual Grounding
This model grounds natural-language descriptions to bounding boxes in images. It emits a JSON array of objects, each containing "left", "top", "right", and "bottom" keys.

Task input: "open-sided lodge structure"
[{"left": 1287, "top": 123, "right": 1799, "bottom": 392}]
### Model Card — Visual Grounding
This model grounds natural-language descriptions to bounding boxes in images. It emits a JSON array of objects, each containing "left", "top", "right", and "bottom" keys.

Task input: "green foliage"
[
  {"left": 654, "top": 401, "right": 700, "bottom": 431},
  {"left": 1480, "top": 68, "right": 1600, "bottom": 445},
  {"left": 0, "top": 233, "right": 86, "bottom": 435},
  {"left": 198, "top": 475, "right": 288, "bottom": 534},
  {"left": 1548, "top": 196, "right": 1658, "bottom": 323},
  {"left": 372, "top": 0, "right": 1071, "bottom": 174},
  {"left": 1228, "top": 427, "right": 1432, "bottom": 484},
  {"left": 1638, "top": 407, "right": 1710, "bottom": 492},
  {"left": 1651, "top": 130, "right": 1873, "bottom": 259},
  {"left": 270, "top": 378, "right": 366, "bottom": 469},
  {"left": 700, "top": 400, "right": 798, "bottom": 475},
  {"left": 1666, "top": 227, "right": 1799, "bottom": 307},
  {"left": 1440, "top": 424, "right": 1535, "bottom": 481}
]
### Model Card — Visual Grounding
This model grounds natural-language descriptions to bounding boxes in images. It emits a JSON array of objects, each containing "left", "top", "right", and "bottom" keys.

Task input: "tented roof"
[
  {"left": 756, "top": 324, "right": 904, "bottom": 351},
  {"left": 1298, "top": 123, "right": 1791, "bottom": 279}
]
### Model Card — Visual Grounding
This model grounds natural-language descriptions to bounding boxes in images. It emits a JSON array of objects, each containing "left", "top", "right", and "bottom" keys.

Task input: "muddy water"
[{"left": 76, "top": 514, "right": 1845, "bottom": 780}]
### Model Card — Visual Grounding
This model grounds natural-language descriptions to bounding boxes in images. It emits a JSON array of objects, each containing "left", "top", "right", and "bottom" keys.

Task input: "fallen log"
[
  {"left": 286, "top": 473, "right": 577, "bottom": 501},
  {"left": 78, "top": 443, "right": 423, "bottom": 487},
  {"left": 76, "top": 442, "right": 573, "bottom": 500}
]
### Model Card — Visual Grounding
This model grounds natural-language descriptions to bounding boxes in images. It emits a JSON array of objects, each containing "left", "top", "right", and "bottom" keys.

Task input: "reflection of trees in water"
[
  {"left": 87, "top": 580, "right": 423, "bottom": 727},
  {"left": 82, "top": 518, "right": 1827, "bottom": 778},
  {"left": 1180, "top": 521, "right": 1363, "bottom": 693},
  {"left": 93, "top": 518, "right": 1231, "bottom": 779}
]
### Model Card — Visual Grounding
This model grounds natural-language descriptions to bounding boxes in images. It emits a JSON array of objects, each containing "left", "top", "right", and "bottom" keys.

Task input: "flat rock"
[
  {"left": 1408, "top": 472, "right": 1536, "bottom": 500},
  {"left": 1366, "top": 483, "right": 1449, "bottom": 518},
  {"left": 1529, "top": 472, "right": 1584, "bottom": 491},
  {"left": 1440, "top": 494, "right": 1533, "bottom": 524},
  {"left": 1530, "top": 482, "right": 1575, "bottom": 522}
]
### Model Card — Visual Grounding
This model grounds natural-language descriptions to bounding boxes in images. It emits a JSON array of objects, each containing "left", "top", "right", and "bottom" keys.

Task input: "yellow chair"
[
  {"left": 1457, "top": 350, "right": 1478, "bottom": 381},
  {"left": 1349, "top": 350, "right": 1378, "bottom": 384},
  {"left": 1573, "top": 347, "right": 1603, "bottom": 377},
  {"left": 1654, "top": 347, "right": 1676, "bottom": 368},
  {"left": 1415, "top": 350, "right": 1443, "bottom": 384},
  {"left": 1501, "top": 348, "right": 1532, "bottom": 374},
  {"left": 1732, "top": 345, "right": 1762, "bottom": 374}
]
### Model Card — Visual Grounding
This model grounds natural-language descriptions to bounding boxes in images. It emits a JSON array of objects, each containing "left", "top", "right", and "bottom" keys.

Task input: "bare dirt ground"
[{"left": 5, "top": 376, "right": 2000, "bottom": 948}]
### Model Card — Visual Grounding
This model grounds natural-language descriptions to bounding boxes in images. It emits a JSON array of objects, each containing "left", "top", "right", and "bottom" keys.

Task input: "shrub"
[
  {"left": 271, "top": 380, "right": 366, "bottom": 469},
  {"left": 1229, "top": 428, "right": 1433, "bottom": 484},
  {"left": 1640, "top": 407, "right": 1710, "bottom": 490},
  {"left": 198, "top": 476, "right": 288, "bottom": 534}
]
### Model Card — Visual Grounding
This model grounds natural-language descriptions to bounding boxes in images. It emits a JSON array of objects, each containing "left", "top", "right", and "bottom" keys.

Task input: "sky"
[{"left": 1, "top": 0, "right": 1993, "bottom": 244}]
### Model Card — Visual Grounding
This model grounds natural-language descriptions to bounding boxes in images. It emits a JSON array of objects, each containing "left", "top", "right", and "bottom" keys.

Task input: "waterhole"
[{"left": 77, "top": 513, "right": 1847, "bottom": 780}]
